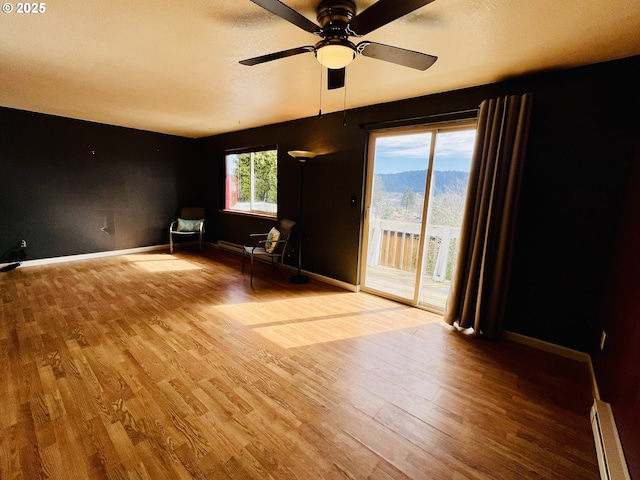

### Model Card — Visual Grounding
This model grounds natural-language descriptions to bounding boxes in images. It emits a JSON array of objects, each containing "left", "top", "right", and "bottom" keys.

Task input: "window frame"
[{"left": 224, "top": 146, "right": 278, "bottom": 218}]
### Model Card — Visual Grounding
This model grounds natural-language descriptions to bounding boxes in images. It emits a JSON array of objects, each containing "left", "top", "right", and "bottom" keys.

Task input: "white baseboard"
[
  {"left": 13, "top": 244, "right": 168, "bottom": 268},
  {"left": 502, "top": 330, "right": 591, "bottom": 362},
  {"left": 503, "top": 331, "right": 632, "bottom": 480},
  {"left": 591, "top": 399, "right": 631, "bottom": 480},
  {"left": 286, "top": 265, "right": 358, "bottom": 292},
  {"left": 12, "top": 240, "right": 358, "bottom": 292},
  {"left": 215, "top": 240, "right": 358, "bottom": 292},
  {"left": 502, "top": 330, "right": 600, "bottom": 400}
]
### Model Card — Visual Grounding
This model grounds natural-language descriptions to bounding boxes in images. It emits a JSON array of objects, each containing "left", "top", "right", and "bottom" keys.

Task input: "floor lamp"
[{"left": 288, "top": 150, "right": 317, "bottom": 284}]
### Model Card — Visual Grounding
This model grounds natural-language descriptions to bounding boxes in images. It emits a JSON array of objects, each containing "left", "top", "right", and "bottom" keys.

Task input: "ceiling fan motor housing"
[{"left": 316, "top": 0, "right": 356, "bottom": 36}]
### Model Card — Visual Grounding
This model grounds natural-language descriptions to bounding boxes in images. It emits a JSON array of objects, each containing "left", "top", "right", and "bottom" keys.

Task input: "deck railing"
[{"left": 367, "top": 219, "right": 460, "bottom": 282}]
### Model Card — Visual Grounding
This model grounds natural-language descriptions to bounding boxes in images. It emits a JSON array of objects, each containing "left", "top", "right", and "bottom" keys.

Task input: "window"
[{"left": 225, "top": 148, "right": 278, "bottom": 216}]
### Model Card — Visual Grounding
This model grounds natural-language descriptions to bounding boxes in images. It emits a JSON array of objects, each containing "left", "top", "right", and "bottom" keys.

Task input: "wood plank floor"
[{"left": 0, "top": 248, "right": 599, "bottom": 479}]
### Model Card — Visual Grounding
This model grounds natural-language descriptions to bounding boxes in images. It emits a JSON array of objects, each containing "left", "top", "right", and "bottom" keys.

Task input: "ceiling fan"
[{"left": 240, "top": 0, "right": 438, "bottom": 89}]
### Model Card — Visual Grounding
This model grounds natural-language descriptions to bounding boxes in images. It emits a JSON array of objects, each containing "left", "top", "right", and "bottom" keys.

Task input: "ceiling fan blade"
[
  {"left": 250, "top": 0, "right": 321, "bottom": 34},
  {"left": 328, "top": 68, "right": 345, "bottom": 90},
  {"left": 349, "top": 0, "right": 436, "bottom": 36},
  {"left": 240, "top": 46, "right": 315, "bottom": 66},
  {"left": 357, "top": 41, "right": 437, "bottom": 70}
]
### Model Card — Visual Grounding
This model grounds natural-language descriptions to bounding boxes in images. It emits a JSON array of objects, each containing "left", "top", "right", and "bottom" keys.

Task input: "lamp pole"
[{"left": 288, "top": 150, "right": 317, "bottom": 284}]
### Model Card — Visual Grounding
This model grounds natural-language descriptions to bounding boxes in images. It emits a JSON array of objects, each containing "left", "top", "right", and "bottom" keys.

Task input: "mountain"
[{"left": 376, "top": 170, "right": 469, "bottom": 195}]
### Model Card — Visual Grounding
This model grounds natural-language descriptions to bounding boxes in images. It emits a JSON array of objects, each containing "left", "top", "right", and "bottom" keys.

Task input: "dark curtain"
[{"left": 444, "top": 94, "right": 533, "bottom": 338}]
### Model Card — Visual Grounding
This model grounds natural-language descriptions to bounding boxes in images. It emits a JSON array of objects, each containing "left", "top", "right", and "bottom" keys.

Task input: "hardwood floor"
[{"left": 0, "top": 248, "right": 599, "bottom": 479}]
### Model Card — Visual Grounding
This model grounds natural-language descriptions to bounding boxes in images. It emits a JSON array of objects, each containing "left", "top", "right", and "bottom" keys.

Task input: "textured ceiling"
[{"left": 0, "top": 0, "right": 639, "bottom": 138}]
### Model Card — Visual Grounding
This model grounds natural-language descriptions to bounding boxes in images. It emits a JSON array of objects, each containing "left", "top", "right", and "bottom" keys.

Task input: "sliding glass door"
[{"left": 361, "top": 123, "right": 476, "bottom": 313}]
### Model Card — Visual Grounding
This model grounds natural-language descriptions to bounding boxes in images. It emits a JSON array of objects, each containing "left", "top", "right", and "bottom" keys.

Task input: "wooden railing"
[{"left": 367, "top": 219, "right": 460, "bottom": 282}]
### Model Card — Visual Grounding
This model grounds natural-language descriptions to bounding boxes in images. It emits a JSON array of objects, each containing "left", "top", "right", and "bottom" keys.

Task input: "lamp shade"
[
  {"left": 288, "top": 150, "right": 317, "bottom": 161},
  {"left": 315, "top": 40, "right": 355, "bottom": 69}
]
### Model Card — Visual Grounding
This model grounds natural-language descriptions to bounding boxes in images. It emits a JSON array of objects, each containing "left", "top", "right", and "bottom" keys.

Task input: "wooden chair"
[{"left": 241, "top": 219, "right": 295, "bottom": 285}]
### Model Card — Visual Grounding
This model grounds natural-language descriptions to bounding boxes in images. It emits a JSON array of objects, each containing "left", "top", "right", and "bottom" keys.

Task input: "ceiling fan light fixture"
[{"left": 315, "top": 39, "right": 356, "bottom": 69}]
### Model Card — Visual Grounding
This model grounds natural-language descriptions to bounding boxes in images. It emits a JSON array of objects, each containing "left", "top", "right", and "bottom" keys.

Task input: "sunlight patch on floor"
[
  {"left": 254, "top": 313, "right": 437, "bottom": 348},
  {"left": 210, "top": 292, "right": 404, "bottom": 325},
  {"left": 209, "top": 292, "right": 441, "bottom": 348},
  {"left": 122, "top": 254, "right": 202, "bottom": 272}
]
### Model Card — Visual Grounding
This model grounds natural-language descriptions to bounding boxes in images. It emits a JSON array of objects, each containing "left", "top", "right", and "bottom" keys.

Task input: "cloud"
[
  {"left": 373, "top": 130, "right": 476, "bottom": 174},
  {"left": 376, "top": 133, "right": 430, "bottom": 158},
  {"left": 437, "top": 130, "right": 477, "bottom": 158}
]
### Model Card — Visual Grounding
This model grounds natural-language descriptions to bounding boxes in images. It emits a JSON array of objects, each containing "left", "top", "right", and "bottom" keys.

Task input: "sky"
[{"left": 373, "top": 130, "right": 477, "bottom": 174}]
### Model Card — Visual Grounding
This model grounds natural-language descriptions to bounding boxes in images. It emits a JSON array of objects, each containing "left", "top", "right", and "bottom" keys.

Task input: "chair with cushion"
[
  {"left": 242, "top": 219, "right": 295, "bottom": 285},
  {"left": 169, "top": 207, "right": 205, "bottom": 253}
]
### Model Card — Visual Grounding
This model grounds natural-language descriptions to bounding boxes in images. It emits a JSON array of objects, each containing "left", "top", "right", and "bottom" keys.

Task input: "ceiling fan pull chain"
[
  {"left": 342, "top": 72, "right": 348, "bottom": 126},
  {"left": 318, "top": 63, "right": 323, "bottom": 117}
]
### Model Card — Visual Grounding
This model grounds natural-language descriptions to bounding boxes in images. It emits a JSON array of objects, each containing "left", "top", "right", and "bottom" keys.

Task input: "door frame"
[{"left": 360, "top": 120, "right": 478, "bottom": 311}]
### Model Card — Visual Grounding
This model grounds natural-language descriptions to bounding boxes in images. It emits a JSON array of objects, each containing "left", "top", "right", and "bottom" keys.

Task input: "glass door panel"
[
  {"left": 363, "top": 132, "right": 432, "bottom": 302},
  {"left": 418, "top": 130, "right": 476, "bottom": 311}
]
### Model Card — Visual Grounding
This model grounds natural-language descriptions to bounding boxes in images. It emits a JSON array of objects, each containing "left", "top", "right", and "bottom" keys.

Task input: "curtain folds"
[{"left": 443, "top": 93, "right": 533, "bottom": 338}]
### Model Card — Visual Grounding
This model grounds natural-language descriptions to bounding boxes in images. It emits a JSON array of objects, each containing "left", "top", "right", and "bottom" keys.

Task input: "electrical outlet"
[{"left": 599, "top": 331, "right": 607, "bottom": 350}]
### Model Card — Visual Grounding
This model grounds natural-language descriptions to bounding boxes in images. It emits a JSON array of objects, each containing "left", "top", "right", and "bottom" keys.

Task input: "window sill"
[{"left": 219, "top": 209, "right": 277, "bottom": 219}]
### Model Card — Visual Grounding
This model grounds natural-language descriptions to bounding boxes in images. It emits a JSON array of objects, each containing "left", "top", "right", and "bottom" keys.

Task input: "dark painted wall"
[
  {"left": 592, "top": 132, "right": 640, "bottom": 478},
  {"left": 508, "top": 58, "right": 640, "bottom": 477},
  {"left": 505, "top": 60, "right": 639, "bottom": 352},
  {"left": 0, "top": 108, "right": 197, "bottom": 260},
  {"left": 197, "top": 115, "right": 372, "bottom": 283}
]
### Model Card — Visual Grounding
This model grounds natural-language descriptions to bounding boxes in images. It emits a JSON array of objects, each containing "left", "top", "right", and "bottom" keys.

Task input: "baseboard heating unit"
[
  {"left": 217, "top": 240, "right": 243, "bottom": 255},
  {"left": 590, "top": 399, "right": 630, "bottom": 480}
]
